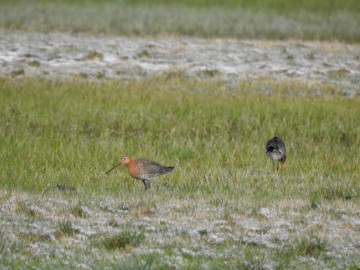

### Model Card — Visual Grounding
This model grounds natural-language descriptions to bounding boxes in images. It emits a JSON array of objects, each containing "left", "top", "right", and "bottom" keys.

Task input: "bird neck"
[
  {"left": 125, "top": 159, "right": 139, "bottom": 177},
  {"left": 124, "top": 159, "right": 134, "bottom": 168}
]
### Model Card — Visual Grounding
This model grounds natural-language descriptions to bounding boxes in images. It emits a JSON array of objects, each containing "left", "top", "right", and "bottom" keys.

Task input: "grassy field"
[
  {"left": 0, "top": 0, "right": 359, "bottom": 42},
  {"left": 1, "top": 77, "right": 359, "bottom": 268},
  {"left": 1, "top": 1, "right": 359, "bottom": 268},
  {"left": 1, "top": 77, "right": 359, "bottom": 198}
]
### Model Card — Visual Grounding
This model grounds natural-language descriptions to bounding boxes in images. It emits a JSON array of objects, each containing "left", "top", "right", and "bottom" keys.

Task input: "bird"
[
  {"left": 105, "top": 156, "right": 174, "bottom": 190},
  {"left": 265, "top": 136, "right": 287, "bottom": 173}
]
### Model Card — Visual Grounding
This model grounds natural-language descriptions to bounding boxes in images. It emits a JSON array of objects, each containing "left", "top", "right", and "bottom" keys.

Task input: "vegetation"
[
  {"left": 98, "top": 231, "right": 145, "bottom": 251},
  {"left": 0, "top": 76, "right": 359, "bottom": 269},
  {"left": 0, "top": 0, "right": 359, "bottom": 267},
  {"left": 0, "top": 0, "right": 359, "bottom": 41},
  {"left": 0, "top": 77, "right": 359, "bottom": 201},
  {"left": 56, "top": 220, "right": 78, "bottom": 237}
]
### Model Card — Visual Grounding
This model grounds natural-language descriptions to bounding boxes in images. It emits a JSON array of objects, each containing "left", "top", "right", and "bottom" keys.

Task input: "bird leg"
[
  {"left": 276, "top": 160, "right": 286, "bottom": 175},
  {"left": 142, "top": 180, "right": 151, "bottom": 190},
  {"left": 279, "top": 160, "right": 286, "bottom": 173},
  {"left": 272, "top": 160, "right": 276, "bottom": 173}
]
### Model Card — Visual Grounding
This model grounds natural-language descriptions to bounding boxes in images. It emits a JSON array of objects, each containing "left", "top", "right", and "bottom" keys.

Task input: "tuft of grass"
[
  {"left": 71, "top": 204, "right": 88, "bottom": 218},
  {"left": 55, "top": 221, "right": 78, "bottom": 238},
  {"left": 310, "top": 182, "right": 358, "bottom": 204},
  {"left": 293, "top": 235, "right": 328, "bottom": 257},
  {"left": 81, "top": 51, "right": 103, "bottom": 61},
  {"left": 0, "top": 226, "right": 7, "bottom": 255},
  {"left": 98, "top": 231, "right": 145, "bottom": 251},
  {"left": 15, "top": 202, "right": 40, "bottom": 218},
  {"left": 274, "top": 233, "right": 328, "bottom": 268},
  {"left": 322, "top": 187, "right": 355, "bottom": 201},
  {"left": 0, "top": 225, "right": 18, "bottom": 256},
  {"left": 18, "top": 232, "right": 51, "bottom": 243}
]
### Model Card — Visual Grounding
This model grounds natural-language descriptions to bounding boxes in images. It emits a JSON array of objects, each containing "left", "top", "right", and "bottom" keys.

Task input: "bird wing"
[
  {"left": 266, "top": 137, "right": 286, "bottom": 155},
  {"left": 136, "top": 158, "right": 173, "bottom": 179},
  {"left": 266, "top": 141, "right": 278, "bottom": 152}
]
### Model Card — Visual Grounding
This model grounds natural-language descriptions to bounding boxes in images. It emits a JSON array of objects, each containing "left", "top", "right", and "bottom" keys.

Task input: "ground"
[
  {"left": 0, "top": 7, "right": 360, "bottom": 269},
  {"left": 1, "top": 32, "right": 359, "bottom": 95},
  {"left": 1, "top": 190, "right": 360, "bottom": 269}
]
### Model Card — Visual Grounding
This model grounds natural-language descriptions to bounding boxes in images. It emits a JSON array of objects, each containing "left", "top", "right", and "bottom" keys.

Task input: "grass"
[
  {"left": 97, "top": 231, "right": 145, "bottom": 251},
  {"left": 0, "top": 0, "right": 359, "bottom": 42},
  {"left": 0, "top": 77, "right": 359, "bottom": 202},
  {"left": 0, "top": 226, "right": 8, "bottom": 255},
  {"left": 55, "top": 220, "right": 78, "bottom": 238},
  {"left": 0, "top": 77, "right": 359, "bottom": 269},
  {"left": 293, "top": 235, "right": 327, "bottom": 257},
  {"left": 71, "top": 204, "right": 88, "bottom": 218},
  {"left": 15, "top": 202, "right": 36, "bottom": 217}
]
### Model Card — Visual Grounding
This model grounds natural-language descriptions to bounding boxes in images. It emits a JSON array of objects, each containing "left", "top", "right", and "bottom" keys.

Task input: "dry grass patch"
[
  {"left": 97, "top": 231, "right": 145, "bottom": 251},
  {"left": 54, "top": 221, "right": 79, "bottom": 239}
]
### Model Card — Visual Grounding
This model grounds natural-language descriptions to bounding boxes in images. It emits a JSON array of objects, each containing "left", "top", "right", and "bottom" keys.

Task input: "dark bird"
[
  {"left": 265, "top": 137, "right": 287, "bottom": 173},
  {"left": 105, "top": 156, "right": 174, "bottom": 190}
]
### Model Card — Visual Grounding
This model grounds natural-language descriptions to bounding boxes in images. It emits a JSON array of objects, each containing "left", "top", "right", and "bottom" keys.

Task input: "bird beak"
[{"left": 105, "top": 161, "right": 123, "bottom": 175}]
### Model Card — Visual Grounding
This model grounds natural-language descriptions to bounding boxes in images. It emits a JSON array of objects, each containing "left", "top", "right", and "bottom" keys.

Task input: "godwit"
[
  {"left": 265, "top": 137, "right": 287, "bottom": 173},
  {"left": 105, "top": 156, "right": 174, "bottom": 190}
]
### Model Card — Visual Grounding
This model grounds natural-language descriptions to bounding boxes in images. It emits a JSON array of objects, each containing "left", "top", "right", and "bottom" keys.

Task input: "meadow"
[
  {"left": 0, "top": 0, "right": 360, "bottom": 41},
  {"left": 1, "top": 77, "right": 359, "bottom": 269},
  {"left": 1, "top": 77, "right": 359, "bottom": 197},
  {"left": 1, "top": 0, "right": 360, "bottom": 268}
]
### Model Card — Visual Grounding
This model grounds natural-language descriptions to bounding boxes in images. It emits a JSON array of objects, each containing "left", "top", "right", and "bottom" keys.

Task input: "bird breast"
[
  {"left": 126, "top": 161, "right": 140, "bottom": 178},
  {"left": 267, "top": 151, "right": 284, "bottom": 161}
]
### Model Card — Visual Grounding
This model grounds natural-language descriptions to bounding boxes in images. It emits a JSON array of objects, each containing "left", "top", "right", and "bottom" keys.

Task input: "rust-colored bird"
[
  {"left": 265, "top": 136, "right": 287, "bottom": 173},
  {"left": 105, "top": 156, "right": 174, "bottom": 190}
]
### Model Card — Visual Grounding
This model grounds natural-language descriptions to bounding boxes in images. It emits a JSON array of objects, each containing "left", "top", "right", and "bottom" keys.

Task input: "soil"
[{"left": 1, "top": 31, "right": 359, "bottom": 94}]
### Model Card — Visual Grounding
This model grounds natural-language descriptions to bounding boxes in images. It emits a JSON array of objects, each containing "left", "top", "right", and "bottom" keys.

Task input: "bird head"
[{"left": 105, "top": 156, "right": 131, "bottom": 174}]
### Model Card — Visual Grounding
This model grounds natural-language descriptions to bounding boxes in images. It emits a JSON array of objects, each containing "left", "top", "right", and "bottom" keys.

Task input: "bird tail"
[
  {"left": 280, "top": 155, "right": 287, "bottom": 164},
  {"left": 165, "top": 166, "right": 174, "bottom": 172}
]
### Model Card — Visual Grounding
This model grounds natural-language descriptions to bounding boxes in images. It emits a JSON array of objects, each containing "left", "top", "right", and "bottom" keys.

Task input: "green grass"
[
  {"left": 0, "top": 0, "right": 359, "bottom": 42},
  {"left": 0, "top": 76, "right": 359, "bottom": 269},
  {"left": 0, "top": 77, "right": 359, "bottom": 205},
  {"left": 0, "top": 78, "right": 360, "bottom": 197},
  {"left": 56, "top": 220, "right": 78, "bottom": 237},
  {"left": 71, "top": 204, "right": 88, "bottom": 218},
  {"left": 97, "top": 231, "right": 145, "bottom": 251}
]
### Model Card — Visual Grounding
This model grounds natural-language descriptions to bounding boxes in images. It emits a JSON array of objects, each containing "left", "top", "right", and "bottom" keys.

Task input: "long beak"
[{"left": 105, "top": 161, "right": 122, "bottom": 175}]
